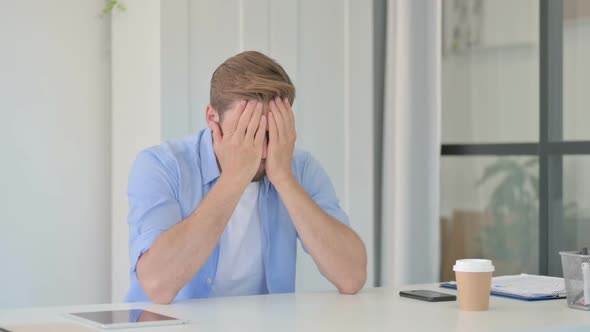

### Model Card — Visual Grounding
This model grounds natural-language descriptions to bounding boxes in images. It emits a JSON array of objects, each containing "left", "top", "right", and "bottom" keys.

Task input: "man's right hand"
[{"left": 209, "top": 100, "right": 267, "bottom": 186}]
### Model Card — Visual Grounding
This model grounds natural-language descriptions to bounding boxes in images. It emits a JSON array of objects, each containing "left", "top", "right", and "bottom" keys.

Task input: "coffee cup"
[{"left": 453, "top": 259, "right": 494, "bottom": 311}]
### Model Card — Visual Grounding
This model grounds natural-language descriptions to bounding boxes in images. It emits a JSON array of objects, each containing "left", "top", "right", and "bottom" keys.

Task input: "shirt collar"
[{"left": 261, "top": 175, "right": 271, "bottom": 193}]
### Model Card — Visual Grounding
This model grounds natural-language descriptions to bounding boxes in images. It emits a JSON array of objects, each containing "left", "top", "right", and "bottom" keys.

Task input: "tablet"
[{"left": 65, "top": 309, "right": 189, "bottom": 329}]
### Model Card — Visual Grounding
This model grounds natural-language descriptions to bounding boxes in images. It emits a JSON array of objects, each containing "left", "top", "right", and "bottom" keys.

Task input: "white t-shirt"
[{"left": 209, "top": 182, "right": 267, "bottom": 297}]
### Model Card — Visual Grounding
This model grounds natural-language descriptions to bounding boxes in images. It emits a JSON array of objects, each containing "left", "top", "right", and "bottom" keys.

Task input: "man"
[{"left": 126, "top": 51, "right": 367, "bottom": 304}]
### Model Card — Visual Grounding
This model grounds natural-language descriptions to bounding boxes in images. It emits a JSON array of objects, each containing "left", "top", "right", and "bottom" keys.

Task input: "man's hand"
[
  {"left": 209, "top": 100, "right": 267, "bottom": 186},
  {"left": 267, "top": 97, "right": 297, "bottom": 185}
]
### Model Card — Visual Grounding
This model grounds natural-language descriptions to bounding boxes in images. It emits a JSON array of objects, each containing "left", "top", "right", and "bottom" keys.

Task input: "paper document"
[{"left": 490, "top": 274, "right": 566, "bottom": 298}]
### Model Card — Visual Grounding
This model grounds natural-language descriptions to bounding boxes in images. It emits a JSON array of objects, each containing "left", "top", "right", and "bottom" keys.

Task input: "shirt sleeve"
[
  {"left": 300, "top": 152, "right": 350, "bottom": 227},
  {"left": 127, "top": 150, "right": 183, "bottom": 273},
  {"left": 297, "top": 152, "right": 351, "bottom": 253}
]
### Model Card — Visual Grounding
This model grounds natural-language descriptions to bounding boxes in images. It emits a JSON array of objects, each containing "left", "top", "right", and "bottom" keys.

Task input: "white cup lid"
[{"left": 453, "top": 259, "right": 495, "bottom": 273}]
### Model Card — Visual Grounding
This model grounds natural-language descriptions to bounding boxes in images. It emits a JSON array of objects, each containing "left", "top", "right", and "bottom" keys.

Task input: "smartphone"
[{"left": 399, "top": 290, "right": 456, "bottom": 302}]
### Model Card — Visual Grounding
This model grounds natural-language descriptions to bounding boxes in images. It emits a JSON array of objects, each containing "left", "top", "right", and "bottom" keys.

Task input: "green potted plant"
[
  {"left": 476, "top": 157, "right": 581, "bottom": 275},
  {"left": 476, "top": 158, "right": 539, "bottom": 274}
]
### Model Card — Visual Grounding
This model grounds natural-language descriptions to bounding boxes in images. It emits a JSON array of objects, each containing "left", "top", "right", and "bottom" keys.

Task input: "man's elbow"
[
  {"left": 337, "top": 269, "right": 367, "bottom": 295},
  {"left": 337, "top": 243, "right": 368, "bottom": 294},
  {"left": 149, "top": 291, "right": 175, "bottom": 305},
  {"left": 140, "top": 276, "right": 176, "bottom": 305}
]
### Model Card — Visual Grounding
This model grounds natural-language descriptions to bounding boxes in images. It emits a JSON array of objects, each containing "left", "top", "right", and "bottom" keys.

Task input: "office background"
[{"left": 0, "top": 0, "right": 588, "bottom": 309}]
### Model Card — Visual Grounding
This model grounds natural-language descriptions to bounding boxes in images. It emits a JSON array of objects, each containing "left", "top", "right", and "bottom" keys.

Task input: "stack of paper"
[
  {"left": 440, "top": 274, "right": 566, "bottom": 301},
  {"left": 491, "top": 274, "right": 566, "bottom": 298}
]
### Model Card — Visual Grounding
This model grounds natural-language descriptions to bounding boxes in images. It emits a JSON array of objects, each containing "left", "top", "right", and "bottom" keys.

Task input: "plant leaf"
[
  {"left": 476, "top": 158, "right": 514, "bottom": 187},
  {"left": 523, "top": 158, "right": 538, "bottom": 168}
]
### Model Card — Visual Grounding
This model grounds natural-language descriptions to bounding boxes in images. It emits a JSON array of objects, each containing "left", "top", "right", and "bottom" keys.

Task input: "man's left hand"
[{"left": 266, "top": 97, "right": 297, "bottom": 186}]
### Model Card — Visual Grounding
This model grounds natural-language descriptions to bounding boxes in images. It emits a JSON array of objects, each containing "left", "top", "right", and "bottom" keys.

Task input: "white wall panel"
[
  {"left": 162, "top": 0, "right": 191, "bottom": 140},
  {"left": 295, "top": 0, "right": 347, "bottom": 291},
  {"left": 240, "top": 0, "right": 271, "bottom": 53},
  {"left": 345, "top": 0, "right": 375, "bottom": 291},
  {"left": 0, "top": 0, "right": 111, "bottom": 308},
  {"left": 111, "top": 0, "right": 163, "bottom": 302},
  {"left": 269, "top": 0, "right": 299, "bottom": 86},
  {"left": 188, "top": 0, "right": 241, "bottom": 134}
]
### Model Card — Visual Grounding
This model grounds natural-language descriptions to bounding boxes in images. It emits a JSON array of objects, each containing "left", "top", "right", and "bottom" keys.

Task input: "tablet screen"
[{"left": 70, "top": 309, "right": 180, "bottom": 325}]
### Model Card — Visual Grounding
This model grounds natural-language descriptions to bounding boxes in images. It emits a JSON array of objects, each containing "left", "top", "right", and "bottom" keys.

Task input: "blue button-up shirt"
[{"left": 125, "top": 128, "right": 350, "bottom": 302}]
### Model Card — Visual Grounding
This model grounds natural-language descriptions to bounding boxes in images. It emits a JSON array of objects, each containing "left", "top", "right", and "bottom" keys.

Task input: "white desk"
[{"left": 1, "top": 284, "right": 590, "bottom": 332}]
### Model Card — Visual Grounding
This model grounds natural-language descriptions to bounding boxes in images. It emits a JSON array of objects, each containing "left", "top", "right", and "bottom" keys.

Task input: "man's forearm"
[
  {"left": 274, "top": 176, "right": 367, "bottom": 294},
  {"left": 136, "top": 174, "right": 247, "bottom": 304}
]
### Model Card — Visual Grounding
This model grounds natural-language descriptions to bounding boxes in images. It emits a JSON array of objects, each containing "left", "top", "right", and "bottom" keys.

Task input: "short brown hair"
[{"left": 210, "top": 51, "right": 295, "bottom": 114}]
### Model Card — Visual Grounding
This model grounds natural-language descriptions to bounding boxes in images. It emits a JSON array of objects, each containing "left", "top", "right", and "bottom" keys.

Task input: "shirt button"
[{"left": 206, "top": 278, "right": 212, "bottom": 284}]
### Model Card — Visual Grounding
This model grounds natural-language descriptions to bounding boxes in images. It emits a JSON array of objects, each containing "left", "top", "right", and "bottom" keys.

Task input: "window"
[{"left": 440, "top": 0, "right": 590, "bottom": 280}]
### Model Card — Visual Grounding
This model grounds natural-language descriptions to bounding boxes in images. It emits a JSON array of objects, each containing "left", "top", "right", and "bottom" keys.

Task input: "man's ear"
[{"left": 205, "top": 104, "right": 220, "bottom": 128}]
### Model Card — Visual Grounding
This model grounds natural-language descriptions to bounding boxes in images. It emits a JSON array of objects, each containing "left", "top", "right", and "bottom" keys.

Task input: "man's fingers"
[
  {"left": 255, "top": 115, "right": 267, "bottom": 147},
  {"left": 236, "top": 100, "right": 257, "bottom": 136},
  {"left": 283, "top": 97, "right": 296, "bottom": 126},
  {"left": 246, "top": 102, "right": 263, "bottom": 141},
  {"left": 268, "top": 111, "right": 279, "bottom": 144},
  {"left": 223, "top": 100, "right": 246, "bottom": 136},
  {"left": 278, "top": 97, "right": 295, "bottom": 129},
  {"left": 270, "top": 99, "right": 287, "bottom": 138},
  {"left": 275, "top": 97, "right": 290, "bottom": 119},
  {"left": 275, "top": 97, "right": 294, "bottom": 130}
]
